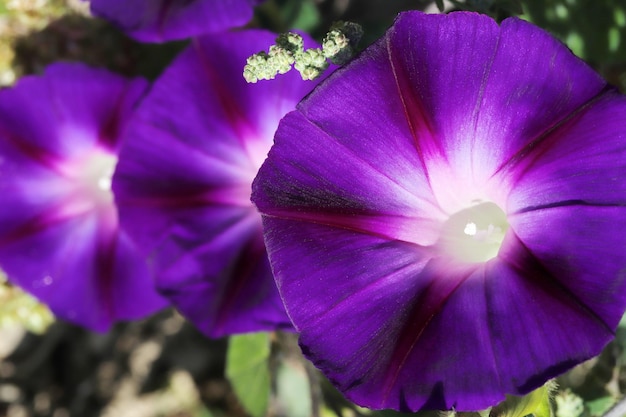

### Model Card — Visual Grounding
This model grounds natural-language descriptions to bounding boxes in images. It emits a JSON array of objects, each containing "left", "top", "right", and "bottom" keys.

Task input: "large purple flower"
[
  {"left": 0, "top": 63, "right": 168, "bottom": 331},
  {"left": 251, "top": 11, "right": 626, "bottom": 412},
  {"left": 112, "top": 30, "right": 323, "bottom": 338},
  {"left": 89, "top": 0, "right": 260, "bottom": 43}
]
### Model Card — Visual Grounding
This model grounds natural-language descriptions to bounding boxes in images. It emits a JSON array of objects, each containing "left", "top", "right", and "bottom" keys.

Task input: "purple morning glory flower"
[
  {"left": 112, "top": 30, "right": 323, "bottom": 338},
  {"left": 251, "top": 11, "right": 626, "bottom": 411},
  {"left": 0, "top": 63, "right": 168, "bottom": 331},
  {"left": 89, "top": 0, "right": 260, "bottom": 43}
]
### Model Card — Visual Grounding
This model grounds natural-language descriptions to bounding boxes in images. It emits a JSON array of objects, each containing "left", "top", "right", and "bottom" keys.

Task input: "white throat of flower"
[
  {"left": 75, "top": 151, "right": 118, "bottom": 207},
  {"left": 439, "top": 202, "right": 509, "bottom": 263}
]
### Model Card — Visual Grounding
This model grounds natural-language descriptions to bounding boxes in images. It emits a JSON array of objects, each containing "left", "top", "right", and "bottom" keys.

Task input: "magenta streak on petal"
[
  {"left": 94, "top": 212, "right": 119, "bottom": 323},
  {"left": 192, "top": 38, "right": 261, "bottom": 171},
  {"left": 212, "top": 227, "right": 266, "bottom": 334},
  {"left": 0, "top": 127, "right": 62, "bottom": 174},
  {"left": 380, "top": 262, "right": 477, "bottom": 406},
  {"left": 157, "top": 0, "right": 173, "bottom": 38},
  {"left": 119, "top": 183, "right": 254, "bottom": 209},
  {"left": 386, "top": 34, "right": 445, "bottom": 182},
  {"left": 261, "top": 208, "right": 440, "bottom": 246},
  {"left": 155, "top": 0, "right": 180, "bottom": 40},
  {"left": 97, "top": 82, "right": 134, "bottom": 152},
  {"left": 490, "top": 85, "right": 613, "bottom": 186},
  {"left": 0, "top": 201, "right": 90, "bottom": 247},
  {"left": 499, "top": 231, "right": 613, "bottom": 335},
  {"left": 292, "top": 115, "right": 445, "bottom": 216}
]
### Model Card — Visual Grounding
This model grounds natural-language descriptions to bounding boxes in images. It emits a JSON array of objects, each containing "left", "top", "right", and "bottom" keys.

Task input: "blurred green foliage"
[
  {"left": 521, "top": 0, "right": 626, "bottom": 89},
  {"left": 226, "top": 332, "right": 271, "bottom": 417},
  {"left": 522, "top": 0, "right": 626, "bottom": 65}
]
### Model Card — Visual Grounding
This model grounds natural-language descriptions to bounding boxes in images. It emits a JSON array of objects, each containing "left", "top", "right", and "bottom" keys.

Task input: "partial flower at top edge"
[{"left": 88, "top": 0, "right": 263, "bottom": 43}]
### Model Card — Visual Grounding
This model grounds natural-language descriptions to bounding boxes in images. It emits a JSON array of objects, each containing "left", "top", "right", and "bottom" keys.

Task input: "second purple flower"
[{"left": 113, "top": 30, "right": 324, "bottom": 337}]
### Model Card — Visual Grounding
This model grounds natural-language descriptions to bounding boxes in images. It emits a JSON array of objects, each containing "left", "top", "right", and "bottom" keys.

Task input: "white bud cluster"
[
  {"left": 243, "top": 33, "right": 305, "bottom": 83},
  {"left": 243, "top": 22, "right": 362, "bottom": 83},
  {"left": 322, "top": 29, "right": 349, "bottom": 58},
  {"left": 323, "top": 21, "right": 363, "bottom": 65},
  {"left": 294, "top": 47, "right": 329, "bottom": 80}
]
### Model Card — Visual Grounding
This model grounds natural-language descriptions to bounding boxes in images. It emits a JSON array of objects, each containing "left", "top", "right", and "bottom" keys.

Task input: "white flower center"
[
  {"left": 71, "top": 151, "right": 118, "bottom": 208},
  {"left": 439, "top": 202, "right": 508, "bottom": 263}
]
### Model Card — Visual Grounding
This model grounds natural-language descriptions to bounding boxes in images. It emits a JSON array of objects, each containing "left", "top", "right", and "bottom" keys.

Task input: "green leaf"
[
  {"left": 618, "top": 311, "right": 626, "bottom": 329},
  {"left": 193, "top": 407, "right": 216, "bottom": 417},
  {"left": 587, "top": 396, "right": 616, "bottom": 417},
  {"left": 490, "top": 380, "right": 556, "bottom": 417},
  {"left": 320, "top": 405, "right": 342, "bottom": 417},
  {"left": 290, "top": 0, "right": 320, "bottom": 32},
  {"left": 276, "top": 358, "right": 312, "bottom": 417},
  {"left": 225, "top": 332, "right": 271, "bottom": 417},
  {"left": 435, "top": 0, "right": 445, "bottom": 12},
  {"left": 277, "top": 0, "right": 320, "bottom": 32}
]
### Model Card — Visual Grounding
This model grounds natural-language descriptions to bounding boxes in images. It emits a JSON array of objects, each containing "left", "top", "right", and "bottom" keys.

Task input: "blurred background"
[{"left": 0, "top": 1, "right": 626, "bottom": 416}]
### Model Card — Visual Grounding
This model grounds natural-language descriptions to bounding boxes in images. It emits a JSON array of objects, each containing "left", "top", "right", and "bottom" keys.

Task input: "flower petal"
[
  {"left": 263, "top": 217, "right": 501, "bottom": 410},
  {"left": 254, "top": 36, "right": 447, "bottom": 245},
  {"left": 0, "top": 63, "right": 147, "bottom": 156},
  {"left": 90, "top": 0, "right": 259, "bottom": 42},
  {"left": 504, "top": 92, "right": 626, "bottom": 328},
  {"left": 384, "top": 12, "right": 605, "bottom": 211},
  {"left": 262, "top": 214, "right": 626, "bottom": 411},
  {"left": 254, "top": 111, "right": 444, "bottom": 245},
  {"left": 113, "top": 30, "right": 320, "bottom": 336},
  {"left": 508, "top": 204, "right": 626, "bottom": 330},
  {"left": 504, "top": 90, "right": 626, "bottom": 210},
  {"left": 156, "top": 209, "right": 291, "bottom": 336},
  {"left": 0, "top": 211, "right": 164, "bottom": 330}
]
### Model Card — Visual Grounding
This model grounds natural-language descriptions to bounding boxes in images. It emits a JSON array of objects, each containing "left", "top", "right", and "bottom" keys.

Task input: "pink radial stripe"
[
  {"left": 119, "top": 183, "right": 254, "bottom": 209},
  {"left": 190, "top": 38, "right": 264, "bottom": 171},
  {"left": 260, "top": 208, "right": 442, "bottom": 246},
  {"left": 293, "top": 42, "right": 441, "bottom": 215},
  {"left": 508, "top": 204, "right": 626, "bottom": 328},
  {"left": 379, "top": 262, "right": 480, "bottom": 400},
  {"left": 501, "top": 89, "right": 626, "bottom": 212},
  {"left": 254, "top": 112, "right": 446, "bottom": 245},
  {"left": 484, "top": 234, "right": 617, "bottom": 390},
  {"left": 264, "top": 217, "right": 502, "bottom": 410}
]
